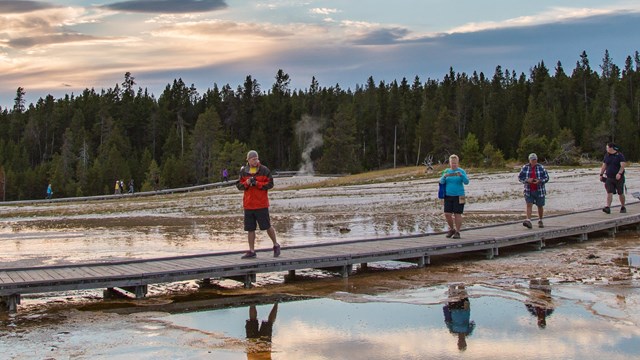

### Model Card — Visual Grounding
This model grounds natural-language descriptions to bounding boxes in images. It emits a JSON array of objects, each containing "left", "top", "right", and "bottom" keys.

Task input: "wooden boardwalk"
[{"left": 1, "top": 202, "right": 639, "bottom": 312}]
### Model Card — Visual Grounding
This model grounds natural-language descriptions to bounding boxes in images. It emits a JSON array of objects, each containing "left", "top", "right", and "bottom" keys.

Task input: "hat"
[
  {"left": 528, "top": 153, "right": 538, "bottom": 160},
  {"left": 246, "top": 150, "right": 259, "bottom": 160}
]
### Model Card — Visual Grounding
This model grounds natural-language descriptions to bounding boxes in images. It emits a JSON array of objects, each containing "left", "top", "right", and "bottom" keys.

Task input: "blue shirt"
[{"left": 439, "top": 168, "right": 469, "bottom": 196}]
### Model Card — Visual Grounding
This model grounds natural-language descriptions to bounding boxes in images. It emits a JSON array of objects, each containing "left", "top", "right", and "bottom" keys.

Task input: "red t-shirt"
[{"left": 530, "top": 166, "right": 538, "bottom": 192}]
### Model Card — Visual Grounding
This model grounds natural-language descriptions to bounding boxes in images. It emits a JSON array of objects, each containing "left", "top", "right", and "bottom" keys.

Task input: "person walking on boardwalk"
[
  {"left": 439, "top": 154, "right": 469, "bottom": 239},
  {"left": 599, "top": 142, "right": 626, "bottom": 214},
  {"left": 222, "top": 168, "right": 229, "bottom": 182},
  {"left": 45, "top": 183, "right": 53, "bottom": 199},
  {"left": 236, "top": 150, "right": 281, "bottom": 259},
  {"left": 518, "top": 153, "right": 549, "bottom": 229}
]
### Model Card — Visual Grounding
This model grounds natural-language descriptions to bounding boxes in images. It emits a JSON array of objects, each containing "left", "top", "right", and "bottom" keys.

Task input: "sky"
[{"left": 1, "top": 0, "right": 640, "bottom": 109}]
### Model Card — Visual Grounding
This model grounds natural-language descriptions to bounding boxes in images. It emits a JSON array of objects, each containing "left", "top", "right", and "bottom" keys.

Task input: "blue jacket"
[{"left": 439, "top": 168, "right": 469, "bottom": 196}]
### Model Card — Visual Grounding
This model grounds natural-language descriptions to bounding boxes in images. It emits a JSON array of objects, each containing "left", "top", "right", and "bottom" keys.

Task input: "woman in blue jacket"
[{"left": 439, "top": 154, "right": 470, "bottom": 239}]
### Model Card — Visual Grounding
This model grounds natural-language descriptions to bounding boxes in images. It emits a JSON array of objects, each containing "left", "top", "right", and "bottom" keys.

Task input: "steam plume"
[{"left": 295, "top": 115, "right": 325, "bottom": 174}]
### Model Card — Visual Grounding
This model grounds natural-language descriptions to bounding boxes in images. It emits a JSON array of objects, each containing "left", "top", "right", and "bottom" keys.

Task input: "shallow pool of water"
[{"left": 154, "top": 283, "right": 640, "bottom": 360}]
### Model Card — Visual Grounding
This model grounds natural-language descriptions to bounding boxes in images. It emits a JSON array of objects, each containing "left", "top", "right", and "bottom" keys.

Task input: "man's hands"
[
  {"left": 527, "top": 178, "right": 540, "bottom": 184},
  {"left": 248, "top": 177, "right": 257, "bottom": 186}
]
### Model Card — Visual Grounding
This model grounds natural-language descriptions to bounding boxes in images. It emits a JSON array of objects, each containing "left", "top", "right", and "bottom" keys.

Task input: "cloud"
[
  {"left": 7, "top": 33, "right": 102, "bottom": 49},
  {"left": 0, "top": 0, "right": 57, "bottom": 14},
  {"left": 100, "top": 0, "right": 228, "bottom": 14},
  {"left": 150, "top": 19, "right": 295, "bottom": 38},
  {"left": 351, "top": 27, "right": 411, "bottom": 45},
  {"left": 0, "top": 7, "right": 102, "bottom": 49},
  {"left": 310, "top": 8, "right": 339, "bottom": 15},
  {"left": 446, "top": 6, "right": 633, "bottom": 34}
]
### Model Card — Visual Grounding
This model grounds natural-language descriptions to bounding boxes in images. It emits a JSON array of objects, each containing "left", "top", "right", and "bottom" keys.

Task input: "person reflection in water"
[
  {"left": 525, "top": 278, "right": 555, "bottom": 329},
  {"left": 442, "top": 284, "right": 475, "bottom": 351},
  {"left": 245, "top": 303, "right": 278, "bottom": 360}
]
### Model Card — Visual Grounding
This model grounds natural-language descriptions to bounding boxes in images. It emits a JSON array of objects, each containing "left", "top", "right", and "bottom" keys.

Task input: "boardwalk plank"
[{"left": 0, "top": 271, "right": 15, "bottom": 284}]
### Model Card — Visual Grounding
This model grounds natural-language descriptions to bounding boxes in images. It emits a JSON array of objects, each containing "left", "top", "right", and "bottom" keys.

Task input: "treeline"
[{"left": 1, "top": 50, "right": 639, "bottom": 201}]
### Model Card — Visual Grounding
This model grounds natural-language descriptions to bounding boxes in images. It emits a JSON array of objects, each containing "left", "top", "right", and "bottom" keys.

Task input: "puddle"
[{"left": 629, "top": 252, "right": 640, "bottom": 268}]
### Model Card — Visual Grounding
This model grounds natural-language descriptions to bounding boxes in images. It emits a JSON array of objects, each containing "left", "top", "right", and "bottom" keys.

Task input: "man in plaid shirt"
[{"left": 518, "top": 153, "right": 550, "bottom": 229}]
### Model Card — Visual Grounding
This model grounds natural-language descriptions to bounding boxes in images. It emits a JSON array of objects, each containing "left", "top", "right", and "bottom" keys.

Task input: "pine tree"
[
  {"left": 317, "top": 103, "right": 361, "bottom": 174},
  {"left": 461, "top": 133, "right": 482, "bottom": 167}
]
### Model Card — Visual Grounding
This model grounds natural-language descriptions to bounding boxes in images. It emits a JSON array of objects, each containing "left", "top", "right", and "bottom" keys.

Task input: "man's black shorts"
[
  {"left": 245, "top": 319, "right": 274, "bottom": 339},
  {"left": 605, "top": 177, "right": 625, "bottom": 195},
  {"left": 244, "top": 208, "right": 271, "bottom": 231},
  {"left": 444, "top": 196, "right": 465, "bottom": 214}
]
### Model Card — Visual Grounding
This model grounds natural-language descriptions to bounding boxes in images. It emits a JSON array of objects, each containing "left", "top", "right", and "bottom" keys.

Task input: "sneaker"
[
  {"left": 452, "top": 231, "right": 461, "bottom": 239},
  {"left": 602, "top": 206, "right": 611, "bottom": 214},
  {"left": 620, "top": 206, "right": 627, "bottom": 213},
  {"left": 523, "top": 220, "right": 532, "bottom": 229},
  {"left": 241, "top": 251, "right": 256, "bottom": 259},
  {"left": 445, "top": 229, "right": 456, "bottom": 238},
  {"left": 538, "top": 220, "right": 544, "bottom": 228},
  {"left": 273, "top": 244, "right": 281, "bottom": 257}
]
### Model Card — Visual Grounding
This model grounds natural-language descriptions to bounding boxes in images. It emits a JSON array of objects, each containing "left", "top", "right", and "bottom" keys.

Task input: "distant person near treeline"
[{"left": 45, "top": 183, "right": 53, "bottom": 199}]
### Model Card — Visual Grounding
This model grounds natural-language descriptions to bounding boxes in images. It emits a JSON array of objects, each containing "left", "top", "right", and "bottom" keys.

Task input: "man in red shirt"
[{"left": 237, "top": 150, "right": 281, "bottom": 259}]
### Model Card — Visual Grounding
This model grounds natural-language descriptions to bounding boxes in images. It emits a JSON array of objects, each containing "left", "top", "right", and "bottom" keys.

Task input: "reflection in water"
[
  {"left": 245, "top": 303, "right": 278, "bottom": 360},
  {"left": 525, "top": 278, "right": 554, "bottom": 329},
  {"left": 629, "top": 252, "right": 640, "bottom": 268},
  {"left": 4, "top": 284, "right": 640, "bottom": 359},
  {"left": 155, "top": 286, "right": 640, "bottom": 360},
  {"left": 442, "top": 283, "right": 475, "bottom": 351}
]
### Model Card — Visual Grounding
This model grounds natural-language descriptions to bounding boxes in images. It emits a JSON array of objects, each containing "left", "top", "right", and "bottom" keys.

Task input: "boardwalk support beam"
[
  {"left": 340, "top": 265, "right": 353, "bottom": 278},
  {"left": 120, "top": 285, "right": 148, "bottom": 299},
  {"left": 1, "top": 294, "right": 20, "bottom": 313},
  {"left": 535, "top": 239, "right": 546, "bottom": 250},
  {"left": 226, "top": 274, "right": 256, "bottom": 288},
  {"left": 105, "top": 285, "right": 148, "bottom": 299},
  {"left": 486, "top": 248, "right": 498, "bottom": 260},
  {"left": 417, "top": 256, "right": 428, "bottom": 268},
  {"left": 284, "top": 270, "right": 296, "bottom": 282}
]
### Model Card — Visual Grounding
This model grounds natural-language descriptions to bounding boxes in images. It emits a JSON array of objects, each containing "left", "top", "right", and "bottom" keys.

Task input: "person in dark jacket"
[
  {"left": 599, "top": 142, "right": 626, "bottom": 214},
  {"left": 236, "top": 150, "right": 281, "bottom": 259}
]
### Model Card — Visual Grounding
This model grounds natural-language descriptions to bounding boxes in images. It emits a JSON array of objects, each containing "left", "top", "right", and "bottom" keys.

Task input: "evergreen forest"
[{"left": 1, "top": 50, "right": 639, "bottom": 201}]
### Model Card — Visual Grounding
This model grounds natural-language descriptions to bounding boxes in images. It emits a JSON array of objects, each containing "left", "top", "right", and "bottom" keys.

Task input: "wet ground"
[{"left": 1, "top": 169, "right": 640, "bottom": 358}]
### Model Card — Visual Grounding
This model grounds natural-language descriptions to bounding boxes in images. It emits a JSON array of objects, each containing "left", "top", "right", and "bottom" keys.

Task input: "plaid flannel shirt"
[{"left": 518, "top": 163, "right": 549, "bottom": 197}]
